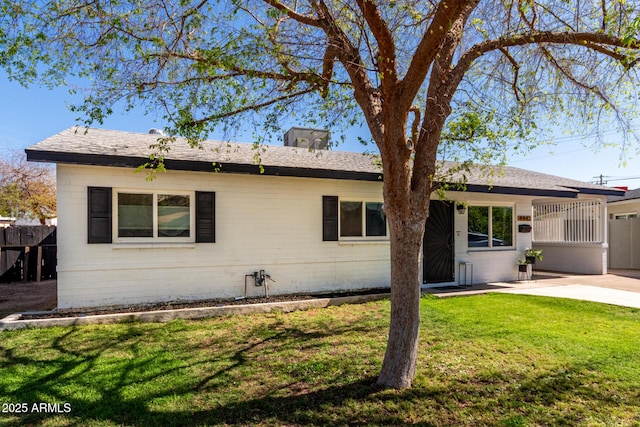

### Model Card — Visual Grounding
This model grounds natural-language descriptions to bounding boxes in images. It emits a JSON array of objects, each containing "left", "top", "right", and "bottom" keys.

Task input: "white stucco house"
[{"left": 25, "top": 127, "right": 623, "bottom": 310}]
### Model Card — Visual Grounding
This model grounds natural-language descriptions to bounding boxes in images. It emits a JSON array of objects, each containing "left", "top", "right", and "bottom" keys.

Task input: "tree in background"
[
  {"left": 1, "top": 0, "right": 638, "bottom": 388},
  {"left": 0, "top": 153, "right": 56, "bottom": 224}
]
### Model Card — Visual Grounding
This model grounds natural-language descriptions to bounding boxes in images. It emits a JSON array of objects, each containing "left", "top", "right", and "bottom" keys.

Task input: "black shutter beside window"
[
  {"left": 88, "top": 187, "right": 112, "bottom": 244},
  {"left": 196, "top": 191, "right": 216, "bottom": 243},
  {"left": 322, "top": 196, "right": 338, "bottom": 241}
]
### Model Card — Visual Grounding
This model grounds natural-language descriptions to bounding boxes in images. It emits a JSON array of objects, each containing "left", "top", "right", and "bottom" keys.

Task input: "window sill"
[
  {"left": 467, "top": 247, "right": 515, "bottom": 253},
  {"left": 338, "top": 239, "right": 390, "bottom": 245},
  {"left": 531, "top": 242, "right": 605, "bottom": 247},
  {"left": 112, "top": 242, "right": 196, "bottom": 250}
]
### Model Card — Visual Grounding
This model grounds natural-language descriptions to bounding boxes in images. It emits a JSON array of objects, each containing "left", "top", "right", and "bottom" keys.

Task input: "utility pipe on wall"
[{"left": 241, "top": 270, "right": 276, "bottom": 299}]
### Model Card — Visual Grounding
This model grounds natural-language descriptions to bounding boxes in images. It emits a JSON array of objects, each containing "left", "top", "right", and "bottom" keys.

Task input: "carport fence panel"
[{"left": 533, "top": 200, "right": 603, "bottom": 244}]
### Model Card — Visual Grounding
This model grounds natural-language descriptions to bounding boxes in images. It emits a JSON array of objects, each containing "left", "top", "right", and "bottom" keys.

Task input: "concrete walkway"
[{"left": 427, "top": 269, "right": 640, "bottom": 309}]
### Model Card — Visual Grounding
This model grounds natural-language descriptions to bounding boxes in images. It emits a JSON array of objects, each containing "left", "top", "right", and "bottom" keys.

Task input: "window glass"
[
  {"left": 116, "top": 192, "right": 192, "bottom": 240},
  {"left": 340, "top": 201, "right": 363, "bottom": 237},
  {"left": 468, "top": 206, "right": 489, "bottom": 247},
  {"left": 158, "top": 195, "right": 190, "bottom": 237},
  {"left": 468, "top": 205, "right": 513, "bottom": 248},
  {"left": 492, "top": 206, "right": 513, "bottom": 246},
  {"left": 118, "top": 193, "right": 153, "bottom": 237},
  {"left": 366, "top": 202, "right": 386, "bottom": 236},
  {"left": 615, "top": 213, "right": 638, "bottom": 219}
]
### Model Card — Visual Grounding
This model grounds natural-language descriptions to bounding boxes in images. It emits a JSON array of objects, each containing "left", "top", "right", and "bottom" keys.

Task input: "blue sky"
[{"left": 2, "top": 70, "right": 639, "bottom": 188}]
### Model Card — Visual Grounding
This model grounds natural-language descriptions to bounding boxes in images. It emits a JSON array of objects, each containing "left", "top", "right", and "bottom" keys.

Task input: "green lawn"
[{"left": 1, "top": 293, "right": 639, "bottom": 426}]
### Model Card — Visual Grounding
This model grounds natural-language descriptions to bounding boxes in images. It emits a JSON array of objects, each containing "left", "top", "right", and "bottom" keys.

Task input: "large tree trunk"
[
  {"left": 372, "top": 110, "right": 435, "bottom": 389},
  {"left": 376, "top": 198, "right": 429, "bottom": 389}
]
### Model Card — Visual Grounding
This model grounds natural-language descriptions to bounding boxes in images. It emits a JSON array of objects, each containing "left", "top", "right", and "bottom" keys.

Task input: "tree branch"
[
  {"left": 320, "top": 45, "right": 337, "bottom": 98},
  {"left": 143, "top": 50, "right": 326, "bottom": 85},
  {"left": 454, "top": 31, "right": 640, "bottom": 90},
  {"left": 539, "top": 44, "right": 610, "bottom": 104},
  {"left": 499, "top": 47, "right": 523, "bottom": 103},
  {"left": 400, "top": 0, "right": 480, "bottom": 110},
  {"left": 411, "top": 0, "right": 480, "bottom": 194},
  {"left": 355, "top": 0, "right": 397, "bottom": 95},
  {"left": 307, "top": 1, "right": 384, "bottom": 144},
  {"left": 408, "top": 105, "right": 420, "bottom": 150},
  {"left": 186, "top": 88, "right": 314, "bottom": 125},
  {"left": 261, "top": 0, "right": 321, "bottom": 27},
  {"left": 517, "top": 0, "right": 537, "bottom": 28}
]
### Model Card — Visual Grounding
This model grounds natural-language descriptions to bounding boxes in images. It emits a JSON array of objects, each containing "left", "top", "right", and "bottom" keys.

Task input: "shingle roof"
[
  {"left": 26, "top": 127, "right": 623, "bottom": 198},
  {"left": 608, "top": 188, "right": 640, "bottom": 202}
]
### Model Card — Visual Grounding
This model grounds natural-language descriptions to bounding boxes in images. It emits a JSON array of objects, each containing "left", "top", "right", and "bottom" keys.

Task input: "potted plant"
[
  {"left": 517, "top": 258, "right": 530, "bottom": 272},
  {"left": 525, "top": 248, "right": 543, "bottom": 264}
]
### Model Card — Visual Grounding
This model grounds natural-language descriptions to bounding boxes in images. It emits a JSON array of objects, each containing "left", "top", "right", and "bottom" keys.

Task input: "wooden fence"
[{"left": 0, "top": 226, "right": 57, "bottom": 283}]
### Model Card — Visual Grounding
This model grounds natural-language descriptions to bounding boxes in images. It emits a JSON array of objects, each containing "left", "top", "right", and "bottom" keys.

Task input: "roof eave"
[
  {"left": 26, "top": 149, "right": 607, "bottom": 198},
  {"left": 25, "top": 149, "right": 383, "bottom": 182},
  {"left": 562, "top": 186, "right": 626, "bottom": 197},
  {"left": 608, "top": 197, "right": 640, "bottom": 204},
  {"left": 457, "top": 184, "right": 579, "bottom": 198}
]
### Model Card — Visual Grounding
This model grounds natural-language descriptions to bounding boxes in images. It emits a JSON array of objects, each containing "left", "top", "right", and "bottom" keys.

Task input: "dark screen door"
[{"left": 423, "top": 201, "right": 455, "bottom": 283}]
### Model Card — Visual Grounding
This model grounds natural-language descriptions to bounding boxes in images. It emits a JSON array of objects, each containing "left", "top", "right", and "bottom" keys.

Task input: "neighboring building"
[
  {"left": 608, "top": 188, "right": 640, "bottom": 219},
  {"left": 0, "top": 216, "right": 16, "bottom": 228},
  {"left": 607, "top": 188, "right": 640, "bottom": 269},
  {"left": 14, "top": 217, "right": 58, "bottom": 226},
  {"left": 26, "top": 127, "right": 623, "bottom": 310},
  {"left": 284, "top": 127, "right": 330, "bottom": 150},
  {"left": 0, "top": 217, "right": 57, "bottom": 227}
]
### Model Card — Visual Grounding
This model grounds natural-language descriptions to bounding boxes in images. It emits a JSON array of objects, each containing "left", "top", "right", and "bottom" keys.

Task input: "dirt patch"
[
  {"left": 23, "top": 294, "right": 323, "bottom": 319},
  {"left": 7, "top": 285, "right": 390, "bottom": 320},
  {"left": 0, "top": 280, "right": 57, "bottom": 317}
]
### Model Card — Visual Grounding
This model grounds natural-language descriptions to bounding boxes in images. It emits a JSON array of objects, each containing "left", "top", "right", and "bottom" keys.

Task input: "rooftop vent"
[
  {"left": 284, "top": 127, "right": 329, "bottom": 150},
  {"left": 148, "top": 128, "right": 165, "bottom": 136}
]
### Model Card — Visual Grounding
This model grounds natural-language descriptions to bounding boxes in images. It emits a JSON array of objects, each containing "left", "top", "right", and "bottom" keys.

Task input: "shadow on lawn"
[
  {"left": 1, "top": 321, "right": 630, "bottom": 426},
  {"left": 0, "top": 321, "right": 391, "bottom": 426},
  {"left": 4, "top": 368, "right": 611, "bottom": 426}
]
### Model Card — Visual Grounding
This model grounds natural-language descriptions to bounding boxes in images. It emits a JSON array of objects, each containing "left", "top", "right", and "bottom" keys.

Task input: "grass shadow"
[{"left": 2, "top": 297, "right": 639, "bottom": 426}]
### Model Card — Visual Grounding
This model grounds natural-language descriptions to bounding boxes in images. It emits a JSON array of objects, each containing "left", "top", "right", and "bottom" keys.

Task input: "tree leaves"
[{"left": 0, "top": 153, "right": 56, "bottom": 223}]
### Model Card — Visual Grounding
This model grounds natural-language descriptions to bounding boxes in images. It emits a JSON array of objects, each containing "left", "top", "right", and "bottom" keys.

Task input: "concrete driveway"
[
  {"left": 501, "top": 269, "right": 640, "bottom": 308},
  {"left": 528, "top": 269, "right": 640, "bottom": 292},
  {"left": 427, "top": 269, "right": 640, "bottom": 309}
]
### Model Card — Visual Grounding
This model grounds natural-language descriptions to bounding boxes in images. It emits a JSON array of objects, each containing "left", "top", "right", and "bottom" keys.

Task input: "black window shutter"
[
  {"left": 87, "top": 187, "right": 112, "bottom": 244},
  {"left": 196, "top": 191, "right": 216, "bottom": 243},
  {"left": 322, "top": 196, "right": 338, "bottom": 241}
]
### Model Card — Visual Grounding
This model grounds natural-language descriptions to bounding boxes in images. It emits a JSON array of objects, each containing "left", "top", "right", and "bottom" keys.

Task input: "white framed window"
[
  {"left": 114, "top": 190, "right": 195, "bottom": 242},
  {"left": 613, "top": 213, "right": 638, "bottom": 220},
  {"left": 467, "top": 204, "right": 514, "bottom": 248},
  {"left": 339, "top": 200, "right": 387, "bottom": 239}
]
